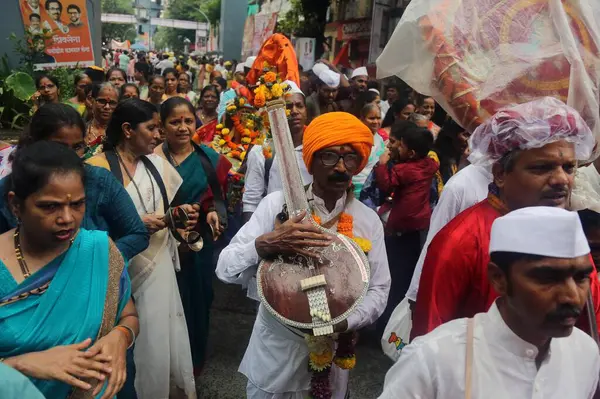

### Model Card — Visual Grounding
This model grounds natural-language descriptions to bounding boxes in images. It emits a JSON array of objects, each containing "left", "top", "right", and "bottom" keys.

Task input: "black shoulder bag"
[{"left": 104, "top": 150, "right": 169, "bottom": 213}]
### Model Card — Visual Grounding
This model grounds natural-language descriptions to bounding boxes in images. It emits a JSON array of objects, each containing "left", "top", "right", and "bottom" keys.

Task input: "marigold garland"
[
  {"left": 312, "top": 213, "right": 371, "bottom": 254},
  {"left": 304, "top": 213, "right": 366, "bottom": 399},
  {"left": 209, "top": 97, "right": 264, "bottom": 163}
]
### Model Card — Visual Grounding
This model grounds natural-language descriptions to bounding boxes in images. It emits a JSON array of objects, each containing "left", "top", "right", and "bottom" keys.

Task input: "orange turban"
[{"left": 303, "top": 112, "right": 374, "bottom": 175}]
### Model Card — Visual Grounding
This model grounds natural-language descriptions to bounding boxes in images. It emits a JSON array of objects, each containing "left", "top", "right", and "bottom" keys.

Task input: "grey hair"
[
  {"left": 91, "top": 82, "right": 118, "bottom": 98},
  {"left": 409, "top": 113, "right": 429, "bottom": 123}
]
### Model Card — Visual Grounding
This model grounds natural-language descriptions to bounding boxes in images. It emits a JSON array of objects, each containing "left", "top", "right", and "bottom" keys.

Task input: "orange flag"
[{"left": 246, "top": 34, "right": 300, "bottom": 87}]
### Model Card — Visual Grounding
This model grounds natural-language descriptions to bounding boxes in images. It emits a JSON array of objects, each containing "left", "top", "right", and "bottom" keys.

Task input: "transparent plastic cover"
[{"left": 377, "top": 0, "right": 600, "bottom": 157}]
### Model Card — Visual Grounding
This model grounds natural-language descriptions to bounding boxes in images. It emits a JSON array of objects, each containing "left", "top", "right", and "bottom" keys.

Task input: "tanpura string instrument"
[{"left": 256, "top": 99, "right": 370, "bottom": 336}]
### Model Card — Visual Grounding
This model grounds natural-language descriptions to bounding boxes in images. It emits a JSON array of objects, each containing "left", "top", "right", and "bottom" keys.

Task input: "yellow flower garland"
[{"left": 312, "top": 213, "right": 371, "bottom": 254}]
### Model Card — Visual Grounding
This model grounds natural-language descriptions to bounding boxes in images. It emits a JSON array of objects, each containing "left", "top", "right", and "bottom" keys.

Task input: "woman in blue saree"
[
  {"left": 0, "top": 141, "right": 139, "bottom": 399},
  {"left": 155, "top": 97, "right": 231, "bottom": 374},
  {"left": 0, "top": 104, "right": 149, "bottom": 261}
]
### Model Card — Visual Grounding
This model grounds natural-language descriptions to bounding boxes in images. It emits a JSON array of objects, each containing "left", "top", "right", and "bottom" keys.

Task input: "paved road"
[{"left": 197, "top": 279, "right": 393, "bottom": 398}]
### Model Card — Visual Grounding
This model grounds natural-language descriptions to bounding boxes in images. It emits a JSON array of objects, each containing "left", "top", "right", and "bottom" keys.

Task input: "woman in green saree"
[
  {"left": 155, "top": 97, "right": 231, "bottom": 374},
  {"left": 0, "top": 141, "right": 139, "bottom": 399}
]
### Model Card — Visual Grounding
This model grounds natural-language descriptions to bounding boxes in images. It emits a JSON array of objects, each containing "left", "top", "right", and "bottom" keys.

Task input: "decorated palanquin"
[{"left": 377, "top": 0, "right": 600, "bottom": 153}]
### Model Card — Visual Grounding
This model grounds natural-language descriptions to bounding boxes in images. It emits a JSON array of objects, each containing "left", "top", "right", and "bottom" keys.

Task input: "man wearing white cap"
[
  {"left": 306, "top": 68, "right": 341, "bottom": 121},
  {"left": 338, "top": 66, "right": 370, "bottom": 113},
  {"left": 242, "top": 80, "right": 312, "bottom": 225},
  {"left": 350, "top": 67, "right": 369, "bottom": 92},
  {"left": 380, "top": 206, "right": 600, "bottom": 399},
  {"left": 244, "top": 56, "right": 257, "bottom": 74},
  {"left": 410, "top": 97, "right": 600, "bottom": 339},
  {"left": 234, "top": 62, "right": 246, "bottom": 84}
]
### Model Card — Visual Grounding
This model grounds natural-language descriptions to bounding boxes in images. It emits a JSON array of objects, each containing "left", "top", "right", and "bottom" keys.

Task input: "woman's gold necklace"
[{"left": 14, "top": 228, "right": 75, "bottom": 278}]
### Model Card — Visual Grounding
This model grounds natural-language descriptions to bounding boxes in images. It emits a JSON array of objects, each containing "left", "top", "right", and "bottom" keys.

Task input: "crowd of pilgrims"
[{"left": 1, "top": 48, "right": 600, "bottom": 399}]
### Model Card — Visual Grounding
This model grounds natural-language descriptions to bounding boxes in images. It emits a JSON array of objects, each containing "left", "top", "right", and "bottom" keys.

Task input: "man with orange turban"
[{"left": 217, "top": 112, "right": 391, "bottom": 399}]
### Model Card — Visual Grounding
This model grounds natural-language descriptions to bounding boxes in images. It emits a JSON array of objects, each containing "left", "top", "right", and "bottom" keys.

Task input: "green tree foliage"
[
  {"left": 101, "top": 0, "right": 137, "bottom": 44},
  {"left": 153, "top": 0, "right": 221, "bottom": 51},
  {"left": 275, "top": 0, "right": 329, "bottom": 57}
]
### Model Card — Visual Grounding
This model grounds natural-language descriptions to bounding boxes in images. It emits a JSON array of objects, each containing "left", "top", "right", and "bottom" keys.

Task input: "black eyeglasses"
[
  {"left": 319, "top": 151, "right": 360, "bottom": 170},
  {"left": 96, "top": 98, "right": 118, "bottom": 108}
]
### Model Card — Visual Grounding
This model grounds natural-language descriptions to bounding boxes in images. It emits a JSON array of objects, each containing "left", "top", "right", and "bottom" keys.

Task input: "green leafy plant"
[
  {"left": 0, "top": 58, "right": 35, "bottom": 130},
  {"left": 1, "top": 32, "right": 82, "bottom": 130}
]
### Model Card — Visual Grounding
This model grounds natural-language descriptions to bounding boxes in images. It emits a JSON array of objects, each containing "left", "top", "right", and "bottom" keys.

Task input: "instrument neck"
[{"left": 267, "top": 103, "right": 310, "bottom": 216}]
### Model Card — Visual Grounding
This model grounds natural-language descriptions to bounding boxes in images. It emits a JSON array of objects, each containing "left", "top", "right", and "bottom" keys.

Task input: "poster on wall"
[
  {"left": 241, "top": 12, "right": 278, "bottom": 60},
  {"left": 241, "top": 15, "right": 255, "bottom": 60},
  {"left": 295, "top": 37, "right": 316, "bottom": 71},
  {"left": 195, "top": 29, "right": 207, "bottom": 54},
  {"left": 19, "top": 0, "right": 95, "bottom": 69}
]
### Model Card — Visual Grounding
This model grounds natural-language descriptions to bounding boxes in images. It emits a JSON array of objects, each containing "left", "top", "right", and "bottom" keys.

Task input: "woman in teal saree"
[
  {"left": 156, "top": 97, "right": 231, "bottom": 374},
  {"left": 0, "top": 141, "right": 139, "bottom": 399}
]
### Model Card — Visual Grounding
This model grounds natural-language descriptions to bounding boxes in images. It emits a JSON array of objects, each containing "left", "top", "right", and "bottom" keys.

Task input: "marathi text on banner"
[{"left": 19, "top": 0, "right": 95, "bottom": 69}]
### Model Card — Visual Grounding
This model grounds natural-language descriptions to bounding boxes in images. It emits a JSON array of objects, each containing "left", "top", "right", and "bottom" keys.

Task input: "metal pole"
[
  {"left": 196, "top": 9, "right": 211, "bottom": 52},
  {"left": 148, "top": 15, "right": 152, "bottom": 50}
]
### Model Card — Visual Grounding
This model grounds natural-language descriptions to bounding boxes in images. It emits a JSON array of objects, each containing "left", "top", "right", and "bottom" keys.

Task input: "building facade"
[{"left": 324, "top": 0, "right": 411, "bottom": 67}]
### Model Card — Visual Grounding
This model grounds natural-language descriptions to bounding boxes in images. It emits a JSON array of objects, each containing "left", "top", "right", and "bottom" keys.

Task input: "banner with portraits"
[
  {"left": 19, "top": 0, "right": 95, "bottom": 69},
  {"left": 294, "top": 37, "right": 316, "bottom": 71}
]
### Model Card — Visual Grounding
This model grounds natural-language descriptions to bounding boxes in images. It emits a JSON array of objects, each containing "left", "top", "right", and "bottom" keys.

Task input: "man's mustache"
[
  {"left": 542, "top": 186, "right": 569, "bottom": 198},
  {"left": 545, "top": 304, "right": 581, "bottom": 322},
  {"left": 328, "top": 172, "right": 351, "bottom": 182}
]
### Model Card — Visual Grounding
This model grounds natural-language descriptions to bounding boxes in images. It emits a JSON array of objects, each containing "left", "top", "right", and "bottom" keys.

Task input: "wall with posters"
[
  {"left": 18, "top": 0, "right": 95, "bottom": 69},
  {"left": 241, "top": 12, "right": 278, "bottom": 60},
  {"left": 1, "top": 0, "right": 100, "bottom": 69},
  {"left": 295, "top": 37, "right": 316, "bottom": 71}
]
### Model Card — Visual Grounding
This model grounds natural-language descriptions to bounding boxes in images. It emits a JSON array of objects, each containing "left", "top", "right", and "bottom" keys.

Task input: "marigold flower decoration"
[
  {"left": 252, "top": 62, "right": 291, "bottom": 109},
  {"left": 209, "top": 96, "right": 264, "bottom": 162}
]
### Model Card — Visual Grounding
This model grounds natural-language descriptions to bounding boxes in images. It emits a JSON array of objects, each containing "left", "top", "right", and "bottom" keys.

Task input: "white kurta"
[
  {"left": 579, "top": 163, "right": 600, "bottom": 195},
  {"left": 126, "top": 154, "right": 196, "bottom": 399},
  {"left": 242, "top": 145, "right": 312, "bottom": 213},
  {"left": 216, "top": 189, "right": 391, "bottom": 398},
  {"left": 405, "top": 164, "right": 492, "bottom": 301},
  {"left": 379, "top": 302, "right": 600, "bottom": 399},
  {"left": 352, "top": 132, "right": 385, "bottom": 197}
]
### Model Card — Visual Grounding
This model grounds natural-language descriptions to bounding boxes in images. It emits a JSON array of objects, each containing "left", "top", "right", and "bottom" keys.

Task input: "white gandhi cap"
[
  {"left": 489, "top": 206, "right": 590, "bottom": 258},
  {"left": 318, "top": 69, "right": 341, "bottom": 88},
  {"left": 283, "top": 80, "right": 304, "bottom": 97},
  {"left": 351, "top": 66, "right": 368, "bottom": 79},
  {"left": 235, "top": 63, "right": 245, "bottom": 73},
  {"left": 312, "top": 62, "right": 329, "bottom": 76},
  {"left": 244, "top": 56, "right": 257, "bottom": 69}
]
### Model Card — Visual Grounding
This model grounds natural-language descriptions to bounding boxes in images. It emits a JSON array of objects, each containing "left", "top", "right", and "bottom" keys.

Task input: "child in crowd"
[{"left": 373, "top": 121, "right": 438, "bottom": 331}]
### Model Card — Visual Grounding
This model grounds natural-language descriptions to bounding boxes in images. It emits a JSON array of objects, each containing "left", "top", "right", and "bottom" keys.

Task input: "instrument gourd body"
[{"left": 257, "top": 100, "right": 370, "bottom": 335}]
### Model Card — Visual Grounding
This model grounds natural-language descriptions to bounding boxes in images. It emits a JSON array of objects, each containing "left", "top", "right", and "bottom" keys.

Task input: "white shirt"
[
  {"left": 242, "top": 145, "right": 312, "bottom": 213},
  {"left": 155, "top": 59, "right": 174, "bottom": 71},
  {"left": 216, "top": 189, "right": 390, "bottom": 396},
  {"left": 379, "top": 302, "right": 600, "bottom": 399},
  {"left": 406, "top": 164, "right": 492, "bottom": 301},
  {"left": 352, "top": 132, "right": 385, "bottom": 196},
  {"left": 380, "top": 100, "right": 391, "bottom": 121},
  {"left": 579, "top": 163, "right": 600, "bottom": 195}
]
